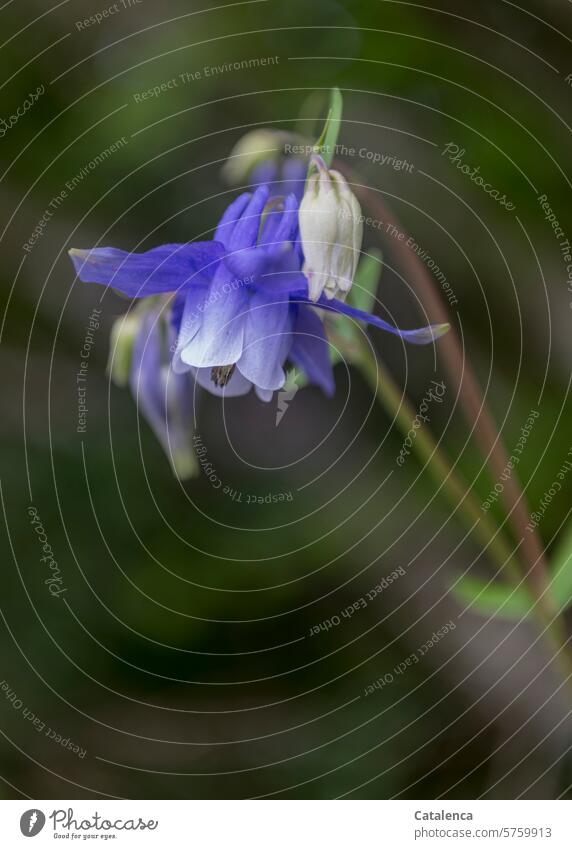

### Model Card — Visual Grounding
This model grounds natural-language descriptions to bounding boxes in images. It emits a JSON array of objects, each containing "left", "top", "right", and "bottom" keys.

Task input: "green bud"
[
  {"left": 222, "top": 129, "right": 300, "bottom": 184},
  {"left": 107, "top": 312, "right": 141, "bottom": 387}
]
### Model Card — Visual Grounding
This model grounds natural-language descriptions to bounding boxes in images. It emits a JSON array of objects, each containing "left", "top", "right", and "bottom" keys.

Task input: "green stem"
[
  {"left": 337, "top": 163, "right": 551, "bottom": 604},
  {"left": 355, "top": 344, "right": 572, "bottom": 691},
  {"left": 356, "top": 345, "right": 519, "bottom": 581},
  {"left": 331, "top": 160, "right": 572, "bottom": 693}
]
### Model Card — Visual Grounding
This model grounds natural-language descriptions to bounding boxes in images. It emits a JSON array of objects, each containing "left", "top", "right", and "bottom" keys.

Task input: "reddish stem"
[{"left": 338, "top": 163, "right": 550, "bottom": 607}]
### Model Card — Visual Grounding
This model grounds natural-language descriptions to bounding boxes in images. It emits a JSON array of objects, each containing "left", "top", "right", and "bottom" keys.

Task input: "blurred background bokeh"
[{"left": 1, "top": 0, "right": 572, "bottom": 799}]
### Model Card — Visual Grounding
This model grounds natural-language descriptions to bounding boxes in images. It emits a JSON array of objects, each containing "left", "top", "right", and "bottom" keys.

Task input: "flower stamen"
[{"left": 211, "top": 364, "right": 236, "bottom": 387}]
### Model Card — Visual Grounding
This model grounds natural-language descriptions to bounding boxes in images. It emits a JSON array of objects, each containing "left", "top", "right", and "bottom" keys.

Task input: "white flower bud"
[{"left": 299, "top": 155, "right": 363, "bottom": 301}]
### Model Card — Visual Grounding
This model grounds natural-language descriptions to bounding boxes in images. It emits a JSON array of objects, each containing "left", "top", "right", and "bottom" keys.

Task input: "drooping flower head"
[{"left": 69, "top": 83, "right": 451, "bottom": 478}]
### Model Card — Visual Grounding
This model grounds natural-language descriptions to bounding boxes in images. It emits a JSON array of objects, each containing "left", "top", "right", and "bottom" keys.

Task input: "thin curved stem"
[
  {"left": 352, "top": 334, "right": 572, "bottom": 697},
  {"left": 328, "top": 157, "right": 572, "bottom": 693},
  {"left": 354, "top": 343, "right": 523, "bottom": 587},
  {"left": 336, "top": 160, "right": 551, "bottom": 612}
]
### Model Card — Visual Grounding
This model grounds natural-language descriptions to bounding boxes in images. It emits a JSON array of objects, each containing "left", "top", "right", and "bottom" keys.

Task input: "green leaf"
[
  {"left": 313, "top": 87, "right": 343, "bottom": 167},
  {"left": 349, "top": 249, "right": 383, "bottom": 313},
  {"left": 548, "top": 518, "right": 572, "bottom": 613},
  {"left": 449, "top": 574, "right": 533, "bottom": 620},
  {"left": 448, "top": 519, "right": 572, "bottom": 618}
]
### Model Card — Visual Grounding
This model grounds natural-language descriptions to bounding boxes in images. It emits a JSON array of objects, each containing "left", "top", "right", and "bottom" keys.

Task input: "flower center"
[{"left": 211, "top": 364, "right": 236, "bottom": 387}]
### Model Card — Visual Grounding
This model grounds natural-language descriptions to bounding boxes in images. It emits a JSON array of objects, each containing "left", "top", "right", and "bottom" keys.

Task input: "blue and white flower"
[{"left": 70, "top": 184, "right": 448, "bottom": 406}]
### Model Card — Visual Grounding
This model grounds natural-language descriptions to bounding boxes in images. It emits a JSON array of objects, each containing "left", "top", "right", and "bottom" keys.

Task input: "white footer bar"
[{"left": 1, "top": 800, "right": 570, "bottom": 848}]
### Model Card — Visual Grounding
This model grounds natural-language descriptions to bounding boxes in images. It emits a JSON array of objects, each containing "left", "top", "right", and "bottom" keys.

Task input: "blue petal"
[
  {"left": 255, "top": 386, "right": 274, "bottom": 403},
  {"left": 225, "top": 241, "right": 308, "bottom": 298},
  {"left": 272, "top": 193, "right": 300, "bottom": 243},
  {"left": 214, "top": 192, "right": 251, "bottom": 247},
  {"left": 251, "top": 161, "right": 279, "bottom": 186},
  {"left": 259, "top": 193, "right": 299, "bottom": 247},
  {"left": 289, "top": 305, "right": 335, "bottom": 397},
  {"left": 177, "top": 263, "right": 249, "bottom": 369},
  {"left": 251, "top": 159, "right": 306, "bottom": 201},
  {"left": 304, "top": 296, "right": 450, "bottom": 345},
  {"left": 171, "top": 285, "right": 210, "bottom": 373},
  {"left": 130, "top": 310, "right": 195, "bottom": 478},
  {"left": 224, "top": 247, "right": 270, "bottom": 281},
  {"left": 228, "top": 185, "right": 270, "bottom": 251},
  {"left": 281, "top": 158, "right": 307, "bottom": 200},
  {"left": 170, "top": 291, "right": 186, "bottom": 336},
  {"left": 259, "top": 208, "right": 282, "bottom": 247},
  {"left": 130, "top": 311, "right": 164, "bottom": 416},
  {"left": 254, "top": 269, "right": 308, "bottom": 297},
  {"left": 245, "top": 241, "right": 308, "bottom": 297},
  {"left": 69, "top": 242, "right": 223, "bottom": 298},
  {"left": 237, "top": 292, "right": 292, "bottom": 390}
]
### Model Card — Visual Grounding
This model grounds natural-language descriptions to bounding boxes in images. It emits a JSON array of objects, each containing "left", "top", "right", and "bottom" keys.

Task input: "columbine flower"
[
  {"left": 109, "top": 301, "right": 197, "bottom": 479},
  {"left": 299, "top": 154, "right": 363, "bottom": 302},
  {"left": 69, "top": 184, "right": 448, "bottom": 406}
]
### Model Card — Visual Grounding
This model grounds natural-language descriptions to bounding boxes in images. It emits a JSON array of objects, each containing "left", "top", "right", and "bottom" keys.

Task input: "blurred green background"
[{"left": 1, "top": 0, "right": 572, "bottom": 799}]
